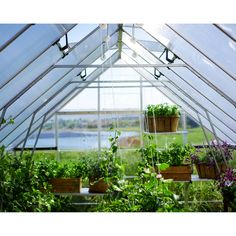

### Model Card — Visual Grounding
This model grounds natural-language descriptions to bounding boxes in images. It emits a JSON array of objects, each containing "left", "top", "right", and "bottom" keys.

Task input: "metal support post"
[
  {"left": 205, "top": 111, "right": 228, "bottom": 166},
  {"left": 20, "top": 113, "right": 36, "bottom": 157},
  {"left": 31, "top": 115, "right": 46, "bottom": 157},
  {"left": 182, "top": 110, "right": 188, "bottom": 144},
  {"left": 197, "top": 112, "right": 220, "bottom": 173},
  {"left": 139, "top": 76, "right": 144, "bottom": 147},
  {"left": 55, "top": 113, "right": 60, "bottom": 161},
  {"left": 97, "top": 77, "right": 101, "bottom": 152},
  {"left": 0, "top": 108, "right": 6, "bottom": 128}
]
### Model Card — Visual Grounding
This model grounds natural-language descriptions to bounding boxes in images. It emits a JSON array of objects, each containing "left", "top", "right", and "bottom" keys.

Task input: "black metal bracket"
[
  {"left": 77, "top": 69, "right": 87, "bottom": 81},
  {"left": 165, "top": 48, "right": 179, "bottom": 63},
  {"left": 154, "top": 68, "right": 163, "bottom": 80},
  {"left": 55, "top": 34, "right": 69, "bottom": 58}
]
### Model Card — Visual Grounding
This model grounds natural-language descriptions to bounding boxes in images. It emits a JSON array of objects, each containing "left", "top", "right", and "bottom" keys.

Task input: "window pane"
[
  {"left": 169, "top": 24, "right": 236, "bottom": 78},
  {"left": 0, "top": 24, "right": 27, "bottom": 48},
  {"left": 218, "top": 24, "right": 236, "bottom": 40},
  {"left": 142, "top": 24, "right": 236, "bottom": 102},
  {"left": 0, "top": 45, "right": 62, "bottom": 110},
  {"left": 0, "top": 24, "right": 74, "bottom": 88}
]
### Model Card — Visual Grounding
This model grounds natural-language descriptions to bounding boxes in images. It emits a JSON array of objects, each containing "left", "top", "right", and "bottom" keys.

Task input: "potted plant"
[
  {"left": 144, "top": 103, "right": 181, "bottom": 133},
  {"left": 217, "top": 168, "right": 236, "bottom": 212},
  {"left": 191, "top": 141, "right": 232, "bottom": 179},
  {"left": 139, "top": 141, "right": 194, "bottom": 181},
  {"left": 87, "top": 129, "right": 124, "bottom": 193},
  {"left": 35, "top": 158, "right": 87, "bottom": 193}
]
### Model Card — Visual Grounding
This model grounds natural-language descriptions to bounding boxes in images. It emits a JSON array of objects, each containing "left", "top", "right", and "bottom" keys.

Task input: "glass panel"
[
  {"left": 142, "top": 24, "right": 236, "bottom": 103},
  {"left": 138, "top": 40, "right": 165, "bottom": 52},
  {"left": 1, "top": 45, "right": 119, "bottom": 141},
  {"left": 61, "top": 24, "right": 77, "bottom": 31},
  {"left": 218, "top": 24, "right": 236, "bottom": 40},
  {"left": 62, "top": 88, "right": 98, "bottom": 111},
  {"left": 7, "top": 116, "right": 44, "bottom": 149},
  {"left": 57, "top": 28, "right": 118, "bottom": 65},
  {"left": 2, "top": 51, "right": 120, "bottom": 147},
  {"left": 162, "top": 82, "right": 236, "bottom": 142},
  {"left": 0, "top": 45, "right": 62, "bottom": 110},
  {"left": 158, "top": 67, "right": 236, "bottom": 129},
  {"left": 21, "top": 116, "right": 56, "bottom": 148},
  {"left": 169, "top": 24, "right": 236, "bottom": 78},
  {"left": 121, "top": 53, "right": 235, "bottom": 143},
  {"left": 57, "top": 113, "right": 99, "bottom": 150},
  {"left": 0, "top": 69, "right": 81, "bottom": 142},
  {"left": 0, "top": 24, "right": 73, "bottom": 88},
  {"left": 157, "top": 87, "right": 235, "bottom": 144},
  {"left": 0, "top": 24, "right": 27, "bottom": 48},
  {"left": 122, "top": 30, "right": 236, "bottom": 130},
  {"left": 2, "top": 115, "right": 33, "bottom": 147},
  {"left": 67, "top": 24, "right": 98, "bottom": 44},
  {"left": 5, "top": 86, "right": 77, "bottom": 148}
]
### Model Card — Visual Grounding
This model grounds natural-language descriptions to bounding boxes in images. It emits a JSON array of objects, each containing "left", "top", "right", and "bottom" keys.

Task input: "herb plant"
[
  {"left": 96, "top": 168, "right": 183, "bottom": 212},
  {"left": 139, "top": 137, "right": 195, "bottom": 169},
  {"left": 145, "top": 103, "right": 180, "bottom": 117},
  {"left": 87, "top": 129, "right": 124, "bottom": 183},
  {"left": 191, "top": 141, "right": 234, "bottom": 165}
]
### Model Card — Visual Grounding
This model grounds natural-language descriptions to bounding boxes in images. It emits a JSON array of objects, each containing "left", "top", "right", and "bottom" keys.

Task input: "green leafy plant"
[
  {"left": 139, "top": 137, "right": 195, "bottom": 169},
  {"left": 0, "top": 149, "right": 74, "bottom": 212},
  {"left": 96, "top": 168, "right": 183, "bottom": 212},
  {"left": 87, "top": 129, "right": 124, "bottom": 183},
  {"left": 145, "top": 103, "right": 180, "bottom": 117},
  {"left": 191, "top": 141, "right": 234, "bottom": 165}
]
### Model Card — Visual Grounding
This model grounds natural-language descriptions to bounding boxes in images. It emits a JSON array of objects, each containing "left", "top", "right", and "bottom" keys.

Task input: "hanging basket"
[
  {"left": 89, "top": 178, "right": 109, "bottom": 193},
  {"left": 144, "top": 116, "right": 179, "bottom": 133},
  {"left": 49, "top": 178, "right": 82, "bottom": 193},
  {"left": 160, "top": 165, "right": 192, "bottom": 181},
  {"left": 195, "top": 163, "right": 227, "bottom": 179}
]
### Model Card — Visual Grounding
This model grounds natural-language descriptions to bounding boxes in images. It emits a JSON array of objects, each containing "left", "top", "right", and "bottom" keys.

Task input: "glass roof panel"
[
  {"left": 0, "top": 24, "right": 74, "bottom": 88},
  {"left": 121, "top": 52, "right": 235, "bottom": 143},
  {"left": 3, "top": 51, "right": 120, "bottom": 148},
  {"left": 57, "top": 29, "right": 118, "bottom": 65},
  {"left": 168, "top": 24, "right": 236, "bottom": 79},
  {"left": 0, "top": 46, "right": 118, "bottom": 143},
  {"left": 142, "top": 24, "right": 236, "bottom": 104},
  {"left": 0, "top": 24, "right": 27, "bottom": 48},
  {"left": 0, "top": 69, "right": 81, "bottom": 142},
  {"left": 122, "top": 31, "right": 236, "bottom": 125},
  {"left": 218, "top": 24, "right": 236, "bottom": 40},
  {"left": 158, "top": 87, "right": 235, "bottom": 143},
  {"left": 0, "top": 45, "right": 62, "bottom": 111},
  {"left": 6, "top": 115, "right": 44, "bottom": 149}
]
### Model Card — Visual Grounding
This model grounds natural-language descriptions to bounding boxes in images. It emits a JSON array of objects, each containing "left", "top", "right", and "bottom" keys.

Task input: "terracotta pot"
[
  {"left": 195, "top": 163, "right": 227, "bottom": 179},
  {"left": 160, "top": 165, "right": 192, "bottom": 181},
  {"left": 145, "top": 116, "right": 179, "bottom": 133},
  {"left": 49, "top": 178, "right": 82, "bottom": 193},
  {"left": 89, "top": 178, "right": 109, "bottom": 193}
]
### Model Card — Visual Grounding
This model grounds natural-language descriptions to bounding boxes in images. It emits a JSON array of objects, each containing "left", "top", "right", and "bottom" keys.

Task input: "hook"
[
  {"left": 77, "top": 69, "right": 87, "bottom": 81},
  {"left": 154, "top": 68, "right": 163, "bottom": 80},
  {"left": 165, "top": 48, "right": 179, "bottom": 63}
]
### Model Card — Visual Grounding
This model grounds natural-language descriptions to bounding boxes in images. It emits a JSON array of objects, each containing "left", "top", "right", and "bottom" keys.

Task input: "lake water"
[{"left": 26, "top": 131, "right": 139, "bottom": 150}]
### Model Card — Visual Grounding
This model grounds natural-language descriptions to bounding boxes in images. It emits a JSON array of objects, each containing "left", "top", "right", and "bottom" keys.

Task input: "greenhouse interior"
[{"left": 0, "top": 23, "right": 236, "bottom": 213}]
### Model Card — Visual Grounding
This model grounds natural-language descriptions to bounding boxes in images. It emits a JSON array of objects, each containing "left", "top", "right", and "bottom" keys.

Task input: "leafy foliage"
[
  {"left": 96, "top": 168, "right": 183, "bottom": 212},
  {"left": 0, "top": 149, "right": 74, "bottom": 212},
  {"left": 139, "top": 136, "right": 195, "bottom": 168},
  {"left": 87, "top": 129, "right": 124, "bottom": 182},
  {"left": 191, "top": 141, "right": 234, "bottom": 165},
  {"left": 145, "top": 103, "right": 180, "bottom": 117}
]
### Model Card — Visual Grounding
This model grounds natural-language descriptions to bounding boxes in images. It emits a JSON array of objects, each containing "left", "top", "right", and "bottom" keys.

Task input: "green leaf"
[{"left": 159, "top": 163, "right": 170, "bottom": 170}]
